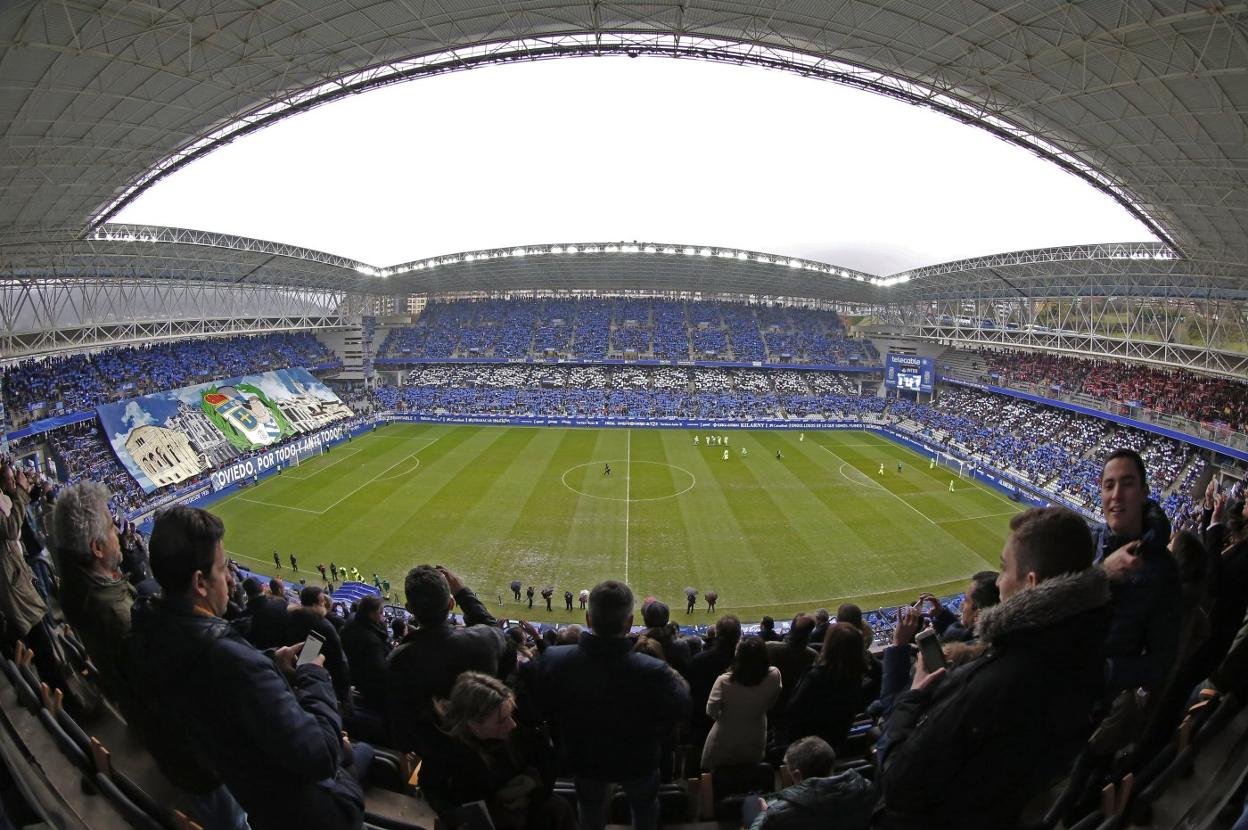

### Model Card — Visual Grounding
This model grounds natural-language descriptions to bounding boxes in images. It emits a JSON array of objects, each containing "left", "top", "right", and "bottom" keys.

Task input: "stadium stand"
[
  {"left": 2, "top": 333, "right": 340, "bottom": 429},
  {"left": 945, "top": 347, "right": 1248, "bottom": 433},
  {"left": 375, "top": 298, "right": 879, "bottom": 365}
]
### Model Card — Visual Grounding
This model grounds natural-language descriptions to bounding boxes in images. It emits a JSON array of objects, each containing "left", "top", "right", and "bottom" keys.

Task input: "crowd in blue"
[{"left": 377, "top": 299, "right": 878, "bottom": 365}]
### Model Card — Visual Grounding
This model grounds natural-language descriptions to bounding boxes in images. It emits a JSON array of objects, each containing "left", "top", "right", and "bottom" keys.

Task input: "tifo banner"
[{"left": 98, "top": 367, "right": 353, "bottom": 493}]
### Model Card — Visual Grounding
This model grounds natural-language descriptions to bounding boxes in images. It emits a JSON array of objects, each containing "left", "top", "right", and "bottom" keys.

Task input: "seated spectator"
[
  {"left": 387, "top": 565, "right": 509, "bottom": 755},
  {"left": 129, "top": 505, "right": 365, "bottom": 830},
  {"left": 420, "top": 671, "right": 576, "bottom": 830},
  {"left": 49, "top": 481, "right": 136, "bottom": 708},
  {"left": 759, "top": 615, "right": 781, "bottom": 642},
  {"left": 930, "top": 572, "right": 999, "bottom": 643},
  {"left": 742, "top": 736, "right": 875, "bottom": 830},
  {"left": 341, "top": 594, "right": 392, "bottom": 716},
  {"left": 701, "top": 635, "right": 782, "bottom": 770},
  {"left": 288, "top": 585, "right": 351, "bottom": 705},
  {"left": 786, "top": 623, "right": 868, "bottom": 753},
  {"left": 1094, "top": 449, "right": 1181, "bottom": 693},
  {"left": 530, "top": 580, "right": 690, "bottom": 830},
  {"left": 878, "top": 507, "right": 1111, "bottom": 829}
]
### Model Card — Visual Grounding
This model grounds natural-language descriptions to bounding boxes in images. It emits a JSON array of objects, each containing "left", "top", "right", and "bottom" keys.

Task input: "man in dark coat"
[
  {"left": 878, "top": 507, "right": 1111, "bottom": 830},
  {"left": 287, "top": 585, "right": 352, "bottom": 706},
  {"left": 129, "top": 505, "right": 364, "bottom": 830},
  {"left": 245, "top": 577, "right": 291, "bottom": 650},
  {"left": 640, "top": 599, "right": 692, "bottom": 678},
  {"left": 1093, "top": 448, "right": 1181, "bottom": 693},
  {"left": 341, "top": 594, "right": 392, "bottom": 715},
  {"left": 688, "top": 615, "right": 741, "bottom": 748},
  {"left": 386, "top": 565, "right": 510, "bottom": 755},
  {"left": 511, "top": 579, "right": 522, "bottom": 601},
  {"left": 526, "top": 585, "right": 535, "bottom": 609},
  {"left": 530, "top": 581, "right": 690, "bottom": 830}
]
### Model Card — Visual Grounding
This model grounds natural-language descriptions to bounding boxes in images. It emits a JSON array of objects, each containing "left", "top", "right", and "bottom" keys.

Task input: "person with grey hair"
[{"left": 51, "top": 480, "right": 136, "bottom": 707}]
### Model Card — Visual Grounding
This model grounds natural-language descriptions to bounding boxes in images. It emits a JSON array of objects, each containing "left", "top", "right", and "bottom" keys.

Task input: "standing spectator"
[
  {"left": 640, "top": 600, "right": 692, "bottom": 678},
  {"left": 809, "top": 608, "right": 830, "bottom": 646},
  {"left": 1094, "top": 449, "right": 1181, "bottom": 693},
  {"left": 387, "top": 565, "right": 509, "bottom": 755},
  {"left": 765, "top": 614, "right": 818, "bottom": 720},
  {"left": 531, "top": 580, "right": 690, "bottom": 830},
  {"left": 129, "top": 505, "right": 365, "bottom": 830},
  {"left": 287, "top": 585, "right": 351, "bottom": 706},
  {"left": 786, "top": 623, "right": 868, "bottom": 753},
  {"left": 759, "top": 615, "right": 781, "bottom": 642},
  {"left": 50, "top": 482, "right": 136, "bottom": 708},
  {"left": 878, "top": 507, "right": 1111, "bottom": 829},
  {"left": 742, "top": 736, "right": 875, "bottom": 830},
  {"left": 245, "top": 577, "right": 291, "bottom": 650},
  {"left": 119, "top": 521, "right": 152, "bottom": 587},
  {"left": 341, "top": 595, "right": 391, "bottom": 717},
  {"left": 0, "top": 464, "right": 60, "bottom": 689},
  {"left": 689, "top": 615, "right": 742, "bottom": 749},
  {"left": 701, "top": 636, "right": 782, "bottom": 770}
]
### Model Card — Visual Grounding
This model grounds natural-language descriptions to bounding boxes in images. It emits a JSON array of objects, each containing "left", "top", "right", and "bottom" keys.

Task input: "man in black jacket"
[
  {"left": 1093, "top": 448, "right": 1181, "bottom": 693},
  {"left": 129, "top": 505, "right": 364, "bottom": 830},
  {"left": 531, "top": 580, "right": 690, "bottom": 830},
  {"left": 287, "top": 585, "right": 351, "bottom": 705},
  {"left": 878, "top": 507, "right": 1111, "bottom": 829},
  {"left": 244, "top": 576, "right": 291, "bottom": 650},
  {"left": 341, "top": 594, "right": 391, "bottom": 716},
  {"left": 386, "top": 564, "right": 510, "bottom": 755}
]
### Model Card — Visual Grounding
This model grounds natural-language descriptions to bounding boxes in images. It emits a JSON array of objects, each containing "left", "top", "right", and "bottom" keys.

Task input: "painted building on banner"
[
  {"left": 125, "top": 424, "right": 204, "bottom": 488},
  {"left": 165, "top": 401, "right": 239, "bottom": 467},
  {"left": 279, "top": 380, "right": 355, "bottom": 432}
]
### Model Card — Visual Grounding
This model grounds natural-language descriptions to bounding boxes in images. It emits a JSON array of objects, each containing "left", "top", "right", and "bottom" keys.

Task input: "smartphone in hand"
[
  {"left": 915, "top": 627, "right": 947, "bottom": 672},
  {"left": 296, "top": 630, "right": 326, "bottom": 666}
]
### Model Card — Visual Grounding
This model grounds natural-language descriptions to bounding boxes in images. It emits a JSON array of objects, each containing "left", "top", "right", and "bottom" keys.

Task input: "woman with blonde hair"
[{"left": 421, "top": 672, "right": 577, "bottom": 830}]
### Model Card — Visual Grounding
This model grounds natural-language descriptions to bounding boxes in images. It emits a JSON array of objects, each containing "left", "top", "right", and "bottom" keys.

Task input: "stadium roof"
[{"left": 1, "top": 0, "right": 1246, "bottom": 297}]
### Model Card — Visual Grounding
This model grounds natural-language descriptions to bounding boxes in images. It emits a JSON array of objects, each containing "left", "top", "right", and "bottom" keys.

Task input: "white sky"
[{"left": 113, "top": 56, "right": 1155, "bottom": 276}]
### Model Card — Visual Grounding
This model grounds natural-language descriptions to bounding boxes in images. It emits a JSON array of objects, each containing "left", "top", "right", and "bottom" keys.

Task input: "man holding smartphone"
[
  {"left": 129, "top": 506, "right": 365, "bottom": 830},
  {"left": 876, "top": 507, "right": 1111, "bottom": 829}
]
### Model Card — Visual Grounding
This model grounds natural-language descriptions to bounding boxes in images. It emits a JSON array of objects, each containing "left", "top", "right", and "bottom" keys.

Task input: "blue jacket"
[
  {"left": 750, "top": 769, "right": 875, "bottom": 830},
  {"left": 531, "top": 631, "right": 690, "bottom": 781},
  {"left": 128, "top": 596, "right": 363, "bottom": 830},
  {"left": 1092, "top": 499, "right": 1181, "bottom": 692}
]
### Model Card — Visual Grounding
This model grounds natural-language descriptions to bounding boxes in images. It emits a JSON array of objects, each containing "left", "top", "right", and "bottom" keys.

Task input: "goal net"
[{"left": 934, "top": 452, "right": 966, "bottom": 479}]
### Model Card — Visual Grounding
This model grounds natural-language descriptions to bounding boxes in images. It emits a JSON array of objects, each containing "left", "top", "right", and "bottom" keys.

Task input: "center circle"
[{"left": 561, "top": 460, "right": 697, "bottom": 502}]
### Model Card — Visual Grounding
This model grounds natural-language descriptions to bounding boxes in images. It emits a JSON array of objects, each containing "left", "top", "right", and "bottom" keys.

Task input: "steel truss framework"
[{"left": 0, "top": 277, "right": 348, "bottom": 362}]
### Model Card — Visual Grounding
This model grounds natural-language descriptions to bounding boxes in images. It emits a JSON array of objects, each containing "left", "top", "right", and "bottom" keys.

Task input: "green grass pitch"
[{"left": 209, "top": 422, "right": 1023, "bottom": 621}]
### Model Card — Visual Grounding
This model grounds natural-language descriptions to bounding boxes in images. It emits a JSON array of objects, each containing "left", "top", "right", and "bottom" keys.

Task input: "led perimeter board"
[{"left": 886, "top": 354, "right": 934, "bottom": 393}]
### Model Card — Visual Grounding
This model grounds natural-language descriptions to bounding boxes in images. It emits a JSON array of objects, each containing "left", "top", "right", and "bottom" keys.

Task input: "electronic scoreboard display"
[{"left": 886, "top": 354, "right": 934, "bottom": 393}]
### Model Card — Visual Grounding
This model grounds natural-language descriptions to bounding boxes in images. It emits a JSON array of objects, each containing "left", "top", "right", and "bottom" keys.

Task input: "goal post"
[{"left": 935, "top": 451, "right": 966, "bottom": 479}]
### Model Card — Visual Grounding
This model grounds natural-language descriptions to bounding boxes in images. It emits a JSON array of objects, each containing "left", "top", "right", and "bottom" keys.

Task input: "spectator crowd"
[{"left": 0, "top": 446, "right": 1245, "bottom": 830}]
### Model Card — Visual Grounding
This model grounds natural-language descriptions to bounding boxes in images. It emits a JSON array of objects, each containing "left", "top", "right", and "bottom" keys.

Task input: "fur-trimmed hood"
[{"left": 976, "top": 568, "right": 1110, "bottom": 646}]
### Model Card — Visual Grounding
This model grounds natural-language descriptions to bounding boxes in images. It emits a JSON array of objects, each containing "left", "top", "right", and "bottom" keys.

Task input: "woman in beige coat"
[{"left": 701, "top": 635, "right": 781, "bottom": 770}]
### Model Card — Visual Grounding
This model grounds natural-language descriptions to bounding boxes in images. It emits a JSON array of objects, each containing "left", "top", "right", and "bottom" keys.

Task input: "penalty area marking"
[
  {"left": 561, "top": 460, "right": 696, "bottom": 503},
  {"left": 283, "top": 447, "right": 363, "bottom": 480},
  {"left": 838, "top": 462, "right": 887, "bottom": 491}
]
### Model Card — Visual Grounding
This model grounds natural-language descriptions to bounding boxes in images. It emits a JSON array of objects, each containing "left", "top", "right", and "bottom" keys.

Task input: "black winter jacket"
[
  {"left": 879, "top": 568, "right": 1111, "bottom": 830},
  {"left": 1092, "top": 499, "right": 1181, "bottom": 692},
  {"left": 341, "top": 613, "right": 392, "bottom": 714},
  {"left": 530, "top": 631, "right": 690, "bottom": 782},
  {"left": 386, "top": 587, "right": 509, "bottom": 754},
  {"left": 750, "top": 769, "right": 875, "bottom": 830},
  {"left": 128, "top": 596, "right": 363, "bottom": 830}
]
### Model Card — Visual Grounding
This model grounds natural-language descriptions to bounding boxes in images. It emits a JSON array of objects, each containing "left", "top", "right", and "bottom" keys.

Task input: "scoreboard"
[{"left": 886, "top": 354, "right": 934, "bottom": 393}]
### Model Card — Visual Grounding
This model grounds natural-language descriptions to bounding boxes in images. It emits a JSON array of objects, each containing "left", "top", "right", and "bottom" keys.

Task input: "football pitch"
[{"left": 209, "top": 423, "right": 1024, "bottom": 620}]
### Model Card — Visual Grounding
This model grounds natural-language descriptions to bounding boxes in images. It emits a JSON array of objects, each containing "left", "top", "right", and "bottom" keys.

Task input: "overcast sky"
[{"left": 113, "top": 56, "right": 1155, "bottom": 276}]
